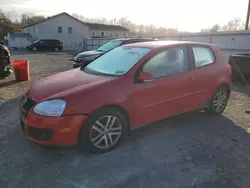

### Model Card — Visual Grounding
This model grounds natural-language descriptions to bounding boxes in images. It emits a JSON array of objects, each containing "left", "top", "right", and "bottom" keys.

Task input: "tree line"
[
  {"left": 0, "top": 9, "right": 178, "bottom": 40},
  {"left": 0, "top": 9, "right": 248, "bottom": 42},
  {"left": 200, "top": 18, "right": 245, "bottom": 32},
  {"left": 71, "top": 13, "right": 178, "bottom": 35}
]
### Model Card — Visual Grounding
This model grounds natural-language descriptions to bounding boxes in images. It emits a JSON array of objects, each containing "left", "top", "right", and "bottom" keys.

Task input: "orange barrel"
[{"left": 12, "top": 60, "right": 30, "bottom": 81}]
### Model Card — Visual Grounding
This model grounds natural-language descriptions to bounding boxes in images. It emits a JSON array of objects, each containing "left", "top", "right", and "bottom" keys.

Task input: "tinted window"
[
  {"left": 192, "top": 47, "right": 215, "bottom": 67},
  {"left": 84, "top": 47, "right": 151, "bottom": 76},
  {"left": 142, "top": 47, "right": 189, "bottom": 78},
  {"left": 43, "top": 40, "right": 60, "bottom": 44}
]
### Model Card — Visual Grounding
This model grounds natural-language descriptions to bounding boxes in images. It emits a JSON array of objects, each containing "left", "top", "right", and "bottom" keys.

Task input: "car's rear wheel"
[
  {"left": 204, "top": 87, "right": 230, "bottom": 115},
  {"left": 79, "top": 107, "right": 128, "bottom": 153},
  {"left": 32, "top": 47, "right": 37, "bottom": 51}
]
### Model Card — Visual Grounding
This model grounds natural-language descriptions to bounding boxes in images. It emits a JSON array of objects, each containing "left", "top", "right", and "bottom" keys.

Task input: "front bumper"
[{"left": 20, "top": 105, "right": 88, "bottom": 146}]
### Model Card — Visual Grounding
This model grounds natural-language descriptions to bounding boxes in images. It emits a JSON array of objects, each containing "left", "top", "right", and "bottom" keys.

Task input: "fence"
[
  {"left": 156, "top": 30, "right": 250, "bottom": 60},
  {"left": 83, "top": 30, "right": 250, "bottom": 60}
]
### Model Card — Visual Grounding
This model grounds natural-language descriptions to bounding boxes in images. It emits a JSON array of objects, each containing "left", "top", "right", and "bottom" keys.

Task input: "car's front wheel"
[
  {"left": 79, "top": 107, "right": 128, "bottom": 153},
  {"left": 32, "top": 47, "right": 37, "bottom": 51},
  {"left": 54, "top": 47, "right": 59, "bottom": 52},
  {"left": 204, "top": 87, "right": 230, "bottom": 115}
]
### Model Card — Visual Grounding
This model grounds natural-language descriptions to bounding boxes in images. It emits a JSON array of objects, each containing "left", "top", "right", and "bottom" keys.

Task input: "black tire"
[
  {"left": 204, "top": 87, "right": 230, "bottom": 116},
  {"left": 32, "top": 47, "right": 37, "bottom": 51},
  {"left": 54, "top": 47, "right": 59, "bottom": 52},
  {"left": 79, "top": 107, "right": 128, "bottom": 153}
]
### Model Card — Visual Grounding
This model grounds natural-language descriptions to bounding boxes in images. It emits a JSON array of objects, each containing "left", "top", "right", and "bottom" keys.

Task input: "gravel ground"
[{"left": 0, "top": 52, "right": 250, "bottom": 188}]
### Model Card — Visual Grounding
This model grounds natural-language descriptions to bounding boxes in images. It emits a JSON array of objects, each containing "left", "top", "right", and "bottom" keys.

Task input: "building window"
[
  {"left": 68, "top": 27, "right": 72, "bottom": 34},
  {"left": 101, "top": 32, "right": 104, "bottom": 37},
  {"left": 58, "top": 26, "right": 62, "bottom": 33},
  {"left": 110, "top": 33, "right": 112, "bottom": 37},
  {"left": 116, "top": 32, "right": 118, "bottom": 37},
  {"left": 124, "top": 33, "right": 126, "bottom": 36},
  {"left": 92, "top": 31, "right": 95, "bottom": 36}
]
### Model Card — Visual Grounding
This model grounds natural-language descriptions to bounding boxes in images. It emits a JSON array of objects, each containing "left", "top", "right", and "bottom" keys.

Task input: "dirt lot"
[{"left": 0, "top": 52, "right": 250, "bottom": 188}]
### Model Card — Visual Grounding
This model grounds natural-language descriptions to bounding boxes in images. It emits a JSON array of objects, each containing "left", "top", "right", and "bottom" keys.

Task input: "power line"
[{"left": 245, "top": 0, "right": 250, "bottom": 30}]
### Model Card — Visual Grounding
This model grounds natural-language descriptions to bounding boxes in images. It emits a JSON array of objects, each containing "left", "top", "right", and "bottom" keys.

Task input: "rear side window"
[{"left": 192, "top": 46, "right": 215, "bottom": 68}]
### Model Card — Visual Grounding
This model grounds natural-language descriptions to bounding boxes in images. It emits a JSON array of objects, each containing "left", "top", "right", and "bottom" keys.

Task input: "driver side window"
[{"left": 142, "top": 46, "right": 189, "bottom": 78}]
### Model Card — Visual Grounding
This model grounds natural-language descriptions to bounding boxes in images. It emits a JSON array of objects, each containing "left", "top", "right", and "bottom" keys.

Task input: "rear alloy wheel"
[
  {"left": 54, "top": 47, "right": 59, "bottom": 52},
  {"left": 32, "top": 47, "right": 37, "bottom": 51},
  {"left": 204, "top": 87, "right": 229, "bottom": 115},
  {"left": 79, "top": 107, "right": 128, "bottom": 153}
]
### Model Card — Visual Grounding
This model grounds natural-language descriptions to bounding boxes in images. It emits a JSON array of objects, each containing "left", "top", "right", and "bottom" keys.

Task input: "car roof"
[
  {"left": 111, "top": 38, "right": 158, "bottom": 42},
  {"left": 40, "top": 39, "right": 60, "bottom": 41},
  {"left": 122, "top": 40, "right": 216, "bottom": 49}
]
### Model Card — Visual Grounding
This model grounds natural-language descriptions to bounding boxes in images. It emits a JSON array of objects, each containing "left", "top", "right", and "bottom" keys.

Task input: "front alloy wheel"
[
  {"left": 90, "top": 115, "right": 122, "bottom": 149},
  {"left": 32, "top": 47, "right": 37, "bottom": 51},
  {"left": 79, "top": 107, "right": 128, "bottom": 153}
]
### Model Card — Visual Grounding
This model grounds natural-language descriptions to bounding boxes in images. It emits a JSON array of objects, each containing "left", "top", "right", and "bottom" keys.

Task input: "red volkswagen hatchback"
[{"left": 20, "top": 41, "right": 232, "bottom": 153}]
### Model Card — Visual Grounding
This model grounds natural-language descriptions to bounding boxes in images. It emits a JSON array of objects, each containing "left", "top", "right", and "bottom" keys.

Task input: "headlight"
[{"left": 33, "top": 99, "right": 66, "bottom": 117}]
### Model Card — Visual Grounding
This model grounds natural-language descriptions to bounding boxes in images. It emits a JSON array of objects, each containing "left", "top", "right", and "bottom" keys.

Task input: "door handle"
[{"left": 187, "top": 77, "right": 193, "bottom": 81}]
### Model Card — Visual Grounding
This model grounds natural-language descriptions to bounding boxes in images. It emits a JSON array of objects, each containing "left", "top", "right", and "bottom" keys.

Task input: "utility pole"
[{"left": 245, "top": 0, "right": 250, "bottom": 30}]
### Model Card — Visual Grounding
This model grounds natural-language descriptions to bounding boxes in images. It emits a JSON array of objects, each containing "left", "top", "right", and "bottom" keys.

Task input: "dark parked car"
[
  {"left": 26, "top": 39, "right": 63, "bottom": 52},
  {"left": 73, "top": 38, "right": 158, "bottom": 68},
  {"left": 0, "top": 42, "right": 12, "bottom": 79},
  {"left": 229, "top": 53, "right": 250, "bottom": 82}
]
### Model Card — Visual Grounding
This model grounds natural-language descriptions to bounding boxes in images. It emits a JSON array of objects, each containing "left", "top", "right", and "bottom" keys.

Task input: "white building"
[
  {"left": 7, "top": 32, "right": 32, "bottom": 49},
  {"left": 21, "top": 12, "right": 129, "bottom": 50}
]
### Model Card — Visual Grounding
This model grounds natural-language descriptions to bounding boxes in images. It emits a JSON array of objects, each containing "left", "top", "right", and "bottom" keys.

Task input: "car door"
[
  {"left": 36, "top": 40, "right": 46, "bottom": 51},
  {"left": 187, "top": 45, "right": 217, "bottom": 108},
  {"left": 133, "top": 46, "right": 198, "bottom": 126},
  {"left": 45, "top": 40, "right": 54, "bottom": 51},
  {"left": 34, "top": 40, "right": 42, "bottom": 50}
]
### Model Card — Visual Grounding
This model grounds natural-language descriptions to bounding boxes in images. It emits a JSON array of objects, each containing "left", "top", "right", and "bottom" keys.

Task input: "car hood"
[
  {"left": 28, "top": 68, "right": 115, "bottom": 102},
  {"left": 77, "top": 50, "right": 104, "bottom": 57}
]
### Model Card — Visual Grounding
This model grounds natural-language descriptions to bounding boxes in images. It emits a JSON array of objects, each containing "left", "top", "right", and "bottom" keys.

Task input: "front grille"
[
  {"left": 22, "top": 96, "right": 36, "bottom": 113},
  {"left": 28, "top": 126, "right": 54, "bottom": 141}
]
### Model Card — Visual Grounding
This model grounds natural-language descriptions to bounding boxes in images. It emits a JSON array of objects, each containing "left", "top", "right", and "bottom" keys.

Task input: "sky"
[{"left": 0, "top": 0, "right": 249, "bottom": 32}]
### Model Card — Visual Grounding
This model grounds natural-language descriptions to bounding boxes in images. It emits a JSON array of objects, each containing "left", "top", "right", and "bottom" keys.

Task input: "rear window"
[
  {"left": 192, "top": 46, "right": 215, "bottom": 68},
  {"left": 96, "top": 40, "right": 123, "bottom": 52}
]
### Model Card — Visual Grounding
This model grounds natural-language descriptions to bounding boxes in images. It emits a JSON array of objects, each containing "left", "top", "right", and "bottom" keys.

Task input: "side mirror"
[{"left": 137, "top": 72, "right": 154, "bottom": 82}]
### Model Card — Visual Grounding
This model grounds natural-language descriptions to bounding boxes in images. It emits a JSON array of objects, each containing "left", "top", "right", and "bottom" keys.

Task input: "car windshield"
[
  {"left": 96, "top": 40, "right": 123, "bottom": 52},
  {"left": 84, "top": 46, "right": 151, "bottom": 76},
  {"left": 33, "top": 40, "right": 40, "bottom": 43}
]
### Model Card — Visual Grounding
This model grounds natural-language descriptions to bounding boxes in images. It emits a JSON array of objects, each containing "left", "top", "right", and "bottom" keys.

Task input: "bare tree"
[
  {"left": 210, "top": 24, "right": 220, "bottom": 32},
  {"left": 4, "top": 10, "right": 19, "bottom": 23},
  {"left": 201, "top": 18, "right": 245, "bottom": 32}
]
